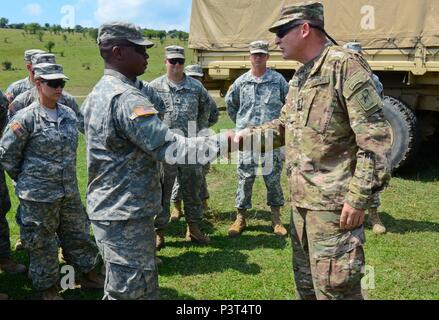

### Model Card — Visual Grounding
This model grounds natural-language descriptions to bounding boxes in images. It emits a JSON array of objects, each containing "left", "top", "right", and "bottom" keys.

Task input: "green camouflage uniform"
[{"left": 257, "top": 2, "right": 392, "bottom": 300}]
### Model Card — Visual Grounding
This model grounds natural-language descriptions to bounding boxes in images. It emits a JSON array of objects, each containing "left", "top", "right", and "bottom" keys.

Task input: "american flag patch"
[
  {"left": 10, "top": 122, "right": 26, "bottom": 138},
  {"left": 129, "top": 106, "right": 158, "bottom": 120}
]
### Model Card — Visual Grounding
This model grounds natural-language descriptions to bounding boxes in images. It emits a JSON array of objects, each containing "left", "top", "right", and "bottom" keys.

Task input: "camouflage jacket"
[
  {"left": 259, "top": 45, "right": 391, "bottom": 210},
  {"left": 149, "top": 75, "right": 212, "bottom": 136},
  {"left": 0, "top": 102, "right": 80, "bottom": 202},
  {"left": 9, "top": 87, "right": 84, "bottom": 133},
  {"left": 82, "top": 70, "right": 223, "bottom": 221},
  {"left": 226, "top": 68, "right": 289, "bottom": 130},
  {"left": 135, "top": 80, "right": 166, "bottom": 118},
  {"left": 5, "top": 77, "right": 33, "bottom": 102}
]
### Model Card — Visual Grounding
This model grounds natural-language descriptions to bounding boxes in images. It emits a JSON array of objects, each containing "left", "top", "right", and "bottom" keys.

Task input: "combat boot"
[
  {"left": 271, "top": 206, "right": 288, "bottom": 237},
  {"left": 0, "top": 257, "right": 27, "bottom": 274},
  {"left": 41, "top": 286, "right": 63, "bottom": 300},
  {"left": 228, "top": 209, "right": 247, "bottom": 237},
  {"left": 0, "top": 293, "right": 8, "bottom": 300},
  {"left": 170, "top": 200, "right": 183, "bottom": 222},
  {"left": 156, "top": 229, "right": 165, "bottom": 251},
  {"left": 79, "top": 269, "right": 105, "bottom": 289},
  {"left": 14, "top": 239, "right": 24, "bottom": 251},
  {"left": 368, "top": 208, "right": 386, "bottom": 235},
  {"left": 185, "top": 223, "right": 211, "bottom": 244}
]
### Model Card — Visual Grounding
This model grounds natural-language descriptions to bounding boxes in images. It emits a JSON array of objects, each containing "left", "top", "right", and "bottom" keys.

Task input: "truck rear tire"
[{"left": 382, "top": 96, "right": 419, "bottom": 171}]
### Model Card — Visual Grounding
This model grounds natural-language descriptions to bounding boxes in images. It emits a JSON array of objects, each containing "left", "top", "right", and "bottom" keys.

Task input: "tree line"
[{"left": 0, "top": 18, "right": 188, "bottom": 41}]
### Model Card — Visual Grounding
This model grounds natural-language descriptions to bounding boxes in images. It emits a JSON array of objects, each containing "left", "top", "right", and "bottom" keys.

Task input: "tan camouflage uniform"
[{"left": 253, "top": 2, "right": 392, "bottom": 300}]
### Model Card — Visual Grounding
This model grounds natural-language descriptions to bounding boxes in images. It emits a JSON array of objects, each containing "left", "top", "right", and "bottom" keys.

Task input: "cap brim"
[
  {"left": 268, "top": 18, "right": 296, "bottom": 33},
  {"left": 250, "top": 49, "right": 268, "bottom": 54},
  {"left": 40, "top": 74, "right": 69, "bottom": 80},
  {"left": 186, "top": 72, "right": 204, "bottom": 77},
  {"left": 166, "top": 53, "right": 185, "bottom": 59},
  {"left": 128, "top": 38, "right": 154, "bottom": 48}
]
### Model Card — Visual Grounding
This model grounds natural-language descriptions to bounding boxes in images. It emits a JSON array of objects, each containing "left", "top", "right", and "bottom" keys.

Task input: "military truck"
[{"left": 189, "top": 0, "right": 439, "bottom": 170}]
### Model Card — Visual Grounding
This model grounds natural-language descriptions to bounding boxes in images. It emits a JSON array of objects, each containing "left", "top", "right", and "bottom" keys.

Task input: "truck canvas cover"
[{"left": 189, "top": 0, "right": 439, "bottom": 51}]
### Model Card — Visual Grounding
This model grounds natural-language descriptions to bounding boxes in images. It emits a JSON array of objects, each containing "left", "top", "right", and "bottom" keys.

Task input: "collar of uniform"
[
  {"left": 36, "top": 102, "right": 70, "bottom": 123},
  {"left": 308, "top": 43, "right": 332, "bottom": 78},
  {"left": 247, "top": 68, "right": 274, "bottom": 84},
  {"left": 166, "top": 75, "right": 190, "bottom": 90},
  {"left": 104, "top": 69, "right": 136, "bottom": 87}
]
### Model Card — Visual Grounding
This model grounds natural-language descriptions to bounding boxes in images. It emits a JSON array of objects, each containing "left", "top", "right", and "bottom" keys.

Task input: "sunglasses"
[
  {"left": 42, "top": 79, "right": 66, "bottom": 89},
  {"left": 276, "top": 23, "right": 302, "bottom": 39},
  {"left": 119, "top": 43, "right": 148, "bottom": 57},
  {"left": 168, "top": 58, "right": 185, "bottom": 65}
]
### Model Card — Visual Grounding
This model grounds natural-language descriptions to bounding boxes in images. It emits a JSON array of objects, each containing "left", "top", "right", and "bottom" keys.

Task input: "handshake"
[{"left": 225, "top": 126, "right": 285, "bottom": 154}]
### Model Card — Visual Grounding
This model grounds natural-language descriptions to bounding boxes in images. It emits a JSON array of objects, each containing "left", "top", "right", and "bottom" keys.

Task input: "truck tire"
[{"left": 382, "top": 96, "right": 419, "bottom": 171}]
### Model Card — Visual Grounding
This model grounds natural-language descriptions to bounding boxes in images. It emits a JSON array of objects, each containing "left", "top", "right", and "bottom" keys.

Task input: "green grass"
[{"left": 1, "top": 29, "right": 439, "bottom": 300}]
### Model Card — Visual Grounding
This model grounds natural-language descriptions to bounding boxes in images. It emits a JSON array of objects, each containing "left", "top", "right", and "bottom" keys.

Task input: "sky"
[{"left": 1, "top": 0, "right": 192, "bottom": 31}]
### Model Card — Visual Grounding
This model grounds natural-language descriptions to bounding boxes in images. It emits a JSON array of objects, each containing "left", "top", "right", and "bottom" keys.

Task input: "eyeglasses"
[
  {"left": 119, "top": 43, "right": 148, "bottom": 57},
  {"left": 276, "top": 23, "right": 302, "bottom": 39},
  {"left": 168, "top": 58, "right": 185, "bottom": 65},
  {"left": 42, "top": 79, "right": 66, "bottom": 89}
]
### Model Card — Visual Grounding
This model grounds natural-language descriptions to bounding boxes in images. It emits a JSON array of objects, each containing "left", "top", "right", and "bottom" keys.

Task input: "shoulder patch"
[
  {"left": 10, "top": 122, "right": 27, "bottom": 138},
  {"left": 129, "top": 105, "right": 159, "bottom": 120},
  {"left": 354, "top": 87, "right": 381, "bottom": 115},
  {"left": 343, "top": 71, "right": 369, "bottom": 99}
]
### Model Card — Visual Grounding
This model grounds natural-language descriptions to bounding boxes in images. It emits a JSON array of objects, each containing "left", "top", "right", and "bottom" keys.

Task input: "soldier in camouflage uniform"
[
  {"left": 0, "top": 90, "right": 27, "bottom": 275},
  {"left": 149, "top": 46, "right": 213, "bottom": 246},
  {"left": 82, "top": 22, "right": 228, "bottom": 299},
  {"left": 344, "top": 42, "right": 387, "bottom": 235},
  {"left": 4, "top": 49, "right": 46, "bottom": 102},
  {"left": 9, "top": 55, "right": 84, "bottom": 133},
  {"left": 0, "top": 64, "right": 103, "bottom": 300},
  {"left": 235, "top": 2, "right": 391, "bottom": 299},
  {"left": 226, "top": 41, "right": 289, "bottom": 237},
  {"left": 170, "top": 64, "right": 219, "bottom": 222}
]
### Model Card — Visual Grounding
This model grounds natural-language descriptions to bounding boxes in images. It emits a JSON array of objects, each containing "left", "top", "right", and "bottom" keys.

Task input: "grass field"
[{"left": 1, "top": 29, "right": 439, "bottom": 300}]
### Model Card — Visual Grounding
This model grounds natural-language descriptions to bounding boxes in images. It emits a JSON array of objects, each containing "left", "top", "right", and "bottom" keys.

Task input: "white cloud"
[
  {"left": 94, "top": 0, "right": 146, "bottom": 23},
  {"left": 24, "top": 3, "right": 43, "bottom": 17}
]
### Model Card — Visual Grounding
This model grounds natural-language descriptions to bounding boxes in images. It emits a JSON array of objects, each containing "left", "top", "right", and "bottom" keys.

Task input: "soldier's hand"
[{"left": 340, "top": 203, "right": 365, "bottom": 230}]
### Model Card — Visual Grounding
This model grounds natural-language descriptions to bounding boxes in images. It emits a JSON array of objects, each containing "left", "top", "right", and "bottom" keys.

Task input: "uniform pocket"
[
  {"left": 303, "top": 77, "right": 333, "bottom": 134},
  {"left": 313, "top": 229, "right": 365, "bottom": 295}
]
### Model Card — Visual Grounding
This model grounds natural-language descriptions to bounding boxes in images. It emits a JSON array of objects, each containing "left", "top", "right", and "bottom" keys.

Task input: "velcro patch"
[
  {"left": 355, "top": 88, "right": 380, "bottom": 115},
  {"left": 343, "top": 71, "right": 368, "bottom": 99},
  {"left": 129, "top": 105, "right": 158, "bottom": 120},
  {"left": 10, "top": 122, "right": 26, "bottom": 138}
]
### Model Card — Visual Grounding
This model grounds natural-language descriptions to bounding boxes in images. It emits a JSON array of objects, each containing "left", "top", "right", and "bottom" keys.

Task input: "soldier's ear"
[{"left": 112, "top": 46, "right": 124, "bottom": 60}]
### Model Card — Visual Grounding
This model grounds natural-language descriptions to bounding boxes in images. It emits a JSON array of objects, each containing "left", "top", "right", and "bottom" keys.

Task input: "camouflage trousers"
[
  {"left": 370, "top": 194, "right": 381, "bottom": 209},
  {"left": 155, "top": 164, "right": 204, "bottom": 230},
  {"left": 91, "top": 217, "right": 159, "bottom": 300},
  {"left": 290, "top": 206, "right": 366, "bottom": 300},
  {"left": 0, "top": 170, "right": 11, "bottom": 259},
  {"left": 235, "top": 150, "right": 284, "bottom": 209},
  {"left": 18, "top": 196, "right": 99, "bottom": 291},
  {"left": 171, "top": 163, "right": 210, "bottom": 203}
]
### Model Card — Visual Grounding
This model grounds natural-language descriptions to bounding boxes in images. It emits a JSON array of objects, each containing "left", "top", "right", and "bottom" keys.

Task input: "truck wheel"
[{"left": 382, "top": 96, "right": 420, "bottom": 171}]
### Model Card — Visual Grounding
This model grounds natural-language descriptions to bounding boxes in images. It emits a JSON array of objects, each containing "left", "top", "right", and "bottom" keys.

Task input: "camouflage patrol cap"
[
  {"left": 33, "top": 63, "right": 69, "bottom": 80},
  {"left": 344, "top": 42, "right": 363, "bottom": 53},
  {"left": 249, "top": 40, "right": 269, "bottom": 54},
  {"left": 269, "top": 2, "right": 324, "bottom": 33},
  {"left": 185, "top": 65, "right": 204, "bottom": 77},
  {"left": 97, "top": 21, "right": 154, "bottom": 48},
  {"left": 31, "top": 53, "right": 56, "bottom": 66},
  {"left": 24, "top": 49, "right": 46, "bottom": 62},
  {"left": 165, "top": 45, "right": 185, "bottom": 59}
]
